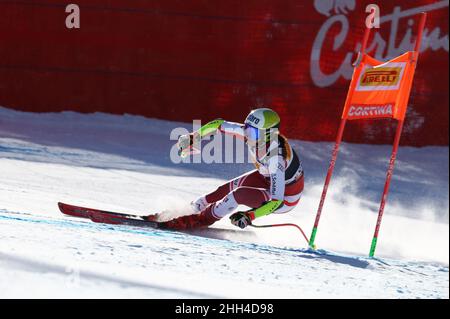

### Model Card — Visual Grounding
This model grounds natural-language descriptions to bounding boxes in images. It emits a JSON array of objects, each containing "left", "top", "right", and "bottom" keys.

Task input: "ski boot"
[{"left": 163, "top": 206, "right": 219, "bottom": 230}]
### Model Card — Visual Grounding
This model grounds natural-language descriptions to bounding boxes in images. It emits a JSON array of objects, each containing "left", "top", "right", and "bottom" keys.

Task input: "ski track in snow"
[
  {"left": 0, "top": 210, "right": 447, "bottom": 298},
  {"left": 0, "top": 107, "right": 448, "bottom": 298}
]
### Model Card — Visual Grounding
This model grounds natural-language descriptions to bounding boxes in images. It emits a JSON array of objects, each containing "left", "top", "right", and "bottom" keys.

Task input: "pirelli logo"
[
  {"left": 361, "top": 68, "right": 401, "bottom": 86},
  {"left": 356, "top": 62, "right": 406, "bottom": 91}
]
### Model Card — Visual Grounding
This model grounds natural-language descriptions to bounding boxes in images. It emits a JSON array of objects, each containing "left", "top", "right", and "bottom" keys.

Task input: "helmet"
[{"left": 244, "top": 108, "right": 280, "bottom": 143}]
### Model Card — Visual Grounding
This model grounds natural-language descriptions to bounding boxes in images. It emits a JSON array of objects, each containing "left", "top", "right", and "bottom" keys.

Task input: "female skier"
[{"left": 155, "top": 108, "right": 304, "bottom": 230}]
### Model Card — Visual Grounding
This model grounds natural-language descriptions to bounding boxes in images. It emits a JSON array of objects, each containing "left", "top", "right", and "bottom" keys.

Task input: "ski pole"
[{"left": 250, "top": 223, "right": 311, "bottom": 247}]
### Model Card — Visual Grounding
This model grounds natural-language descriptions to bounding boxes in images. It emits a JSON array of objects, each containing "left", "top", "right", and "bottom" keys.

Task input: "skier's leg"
[
  {"left": 209, "top": 186, "right": 270, "bottom": 218},
  {"left": 181, "top": 174, "right": 305, "bottom": 227},
  {"left": 191, "top": 170, "right": 269, "bottom": 212},
  {"left": 164, "top": 187, "right": 269, "bottom": 230},
  {"left": 162, "top": 205, "right": 219, "bottom": 230}
]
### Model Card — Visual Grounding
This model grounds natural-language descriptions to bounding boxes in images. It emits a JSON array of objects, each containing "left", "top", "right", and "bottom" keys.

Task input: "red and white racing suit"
[{"left": 163, "top": 121, "right": 304, "bottom": 230}]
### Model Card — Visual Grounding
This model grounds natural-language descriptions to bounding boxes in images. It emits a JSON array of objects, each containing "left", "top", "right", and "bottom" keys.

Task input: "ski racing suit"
[{"left": 163, "top": 119, "right": 304, "bottom": 230}]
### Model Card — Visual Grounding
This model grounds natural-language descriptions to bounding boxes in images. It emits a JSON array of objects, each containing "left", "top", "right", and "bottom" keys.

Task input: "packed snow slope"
[{"left": 0, "top": 107, "right": 448, "bottom": 298}]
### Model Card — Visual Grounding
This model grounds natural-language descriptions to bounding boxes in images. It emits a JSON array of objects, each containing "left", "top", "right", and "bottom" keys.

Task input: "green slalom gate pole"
[{"left": 309, "top": 227, "right": 318, "bottom": 250}]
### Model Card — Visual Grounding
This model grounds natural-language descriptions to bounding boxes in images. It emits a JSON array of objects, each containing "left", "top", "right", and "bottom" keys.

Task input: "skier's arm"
[
  {"left": 196, "top": 119, "right": 225, "bottom": 138},
  {"left": 230, "top": 199, "right": 283, "bottom": 229},
  {"left": 252, "top": 155, "right": 285, "bottom": 219},
  {"left": 178, "top": 119, "right": 244, "bottom": 156},
  {"left": 177, "top": 119, "right": 224, "bottom": 156},
  {"left": 196, "top": 119, "right": 245, "bottom": 139},
  {"left": 183, "top": 119, "right": 243, "bottom": 143},
  {"left": 245, "top": 199, "right": 283, "bottom": 221}
]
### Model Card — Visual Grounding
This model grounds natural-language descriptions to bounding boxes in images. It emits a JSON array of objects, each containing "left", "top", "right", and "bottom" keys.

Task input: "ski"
[
  {"left": 58, "top": 202, "right": 163, "bottom": 228},
  {"left": 58, "top": 202, "right": 148, "bottom": 219},
  {"left": 88, "top": 210, "right": 164, "bottom": 229}
]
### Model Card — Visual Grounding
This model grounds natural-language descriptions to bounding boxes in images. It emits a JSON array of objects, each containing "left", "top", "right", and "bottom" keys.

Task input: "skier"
[{"left": 152, "top": 108, "right": 304, "bottom": 230}]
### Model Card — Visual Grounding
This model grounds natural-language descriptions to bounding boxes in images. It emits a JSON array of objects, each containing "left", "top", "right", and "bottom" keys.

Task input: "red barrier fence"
[{"left": 0, "top": 0, "right": 448, "bottom": 146}]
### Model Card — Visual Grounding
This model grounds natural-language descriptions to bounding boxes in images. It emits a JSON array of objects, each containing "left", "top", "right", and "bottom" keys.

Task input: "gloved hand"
[
  {"left": 230, "top": 211, "right": 254, "bottom": 229},
  {"left": 177, "top": 133, "right": 200, "bottom": 157}
]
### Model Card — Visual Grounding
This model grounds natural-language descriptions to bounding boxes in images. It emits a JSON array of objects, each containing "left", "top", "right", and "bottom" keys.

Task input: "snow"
[{"left": 0, "top": 106, "right": 448, "bottom": 298}]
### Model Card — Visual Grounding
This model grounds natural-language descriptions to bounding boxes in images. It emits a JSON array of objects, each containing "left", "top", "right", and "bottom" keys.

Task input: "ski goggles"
[{"left": 244, "top": 124, "right": 261, "bottom": 141}]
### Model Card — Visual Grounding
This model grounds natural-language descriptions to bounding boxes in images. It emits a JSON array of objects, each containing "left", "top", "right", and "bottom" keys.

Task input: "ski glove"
[
  {"left": 177, "top": 133, "right": 200, "bottom": 157},
  {"left": 230, "top": 211, "right": 254, "bottom": 229}
]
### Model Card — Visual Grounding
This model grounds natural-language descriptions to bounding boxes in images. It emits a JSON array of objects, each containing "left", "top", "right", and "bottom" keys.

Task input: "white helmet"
[{"left": 244, "top": 108, "right": 280, "bottom": 143}]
